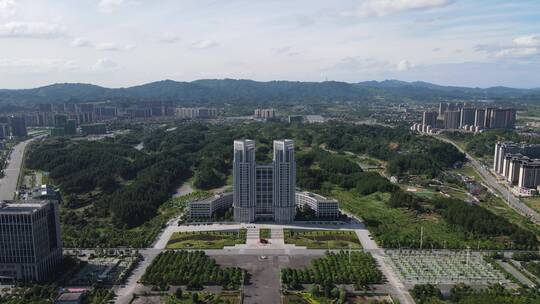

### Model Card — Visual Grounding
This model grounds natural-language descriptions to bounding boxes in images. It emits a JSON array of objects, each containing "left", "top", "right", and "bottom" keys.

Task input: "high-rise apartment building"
[
  {"left": 0, "top": 200, "right": 63, "bottom": 282},
  {"left": 474, "top": 109, "right": 486, "bottom": 128},
  {"left": 422, "top": 111, "right": 438, "bottom": 127},
  {"left": 460, "top": 107, "right": 475, "bottom": 127},
  {"left": 9, "top": 116, "right": 27, "bottom": 137},
  {"left": 233, "top": 139, "right": 296, "bottom": 223},
  {"left": 493, "top": 142, "right": 540, "bottom": 190},
  {"left": 443, "top": 111, "right": 460, "bottom": 129}
]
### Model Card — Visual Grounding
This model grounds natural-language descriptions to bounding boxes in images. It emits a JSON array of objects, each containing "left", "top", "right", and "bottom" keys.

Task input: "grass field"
[
  {"left": 334, "top": 190, "right": 509, "bottom": 249},
  {"left": 260, "top": 228, "right": 271, "bottom": 239},
  {"left": 166, "top": 229, "right": 247, "bottom": 249},
  {"left": 523, "top": 196, "right": 540, "bottom": 215},
  {"left": 284, "top": 229, "right": 362, "bottom": 249}
]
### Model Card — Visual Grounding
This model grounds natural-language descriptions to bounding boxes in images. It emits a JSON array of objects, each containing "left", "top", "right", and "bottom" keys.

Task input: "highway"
[
  {"left": 435, "top": 135, "right": 540, "bottom": 225},
  {"left": 0, "top": 138, "right": 36, "bottom": 200}
]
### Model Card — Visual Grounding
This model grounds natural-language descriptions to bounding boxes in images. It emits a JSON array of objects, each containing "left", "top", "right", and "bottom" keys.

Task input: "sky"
[{"left": 0, "top": 0, "right": 540, "bottom": 89}]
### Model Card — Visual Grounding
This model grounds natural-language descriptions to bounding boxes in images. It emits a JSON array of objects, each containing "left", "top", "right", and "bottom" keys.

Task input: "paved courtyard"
[{"left": 212, "top": 254, "right": 316, "bottom": 304}]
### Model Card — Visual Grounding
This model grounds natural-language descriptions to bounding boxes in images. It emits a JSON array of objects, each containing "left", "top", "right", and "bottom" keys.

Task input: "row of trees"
[
  {"left": 281, "top": 251, "right": 383, "bottom": 289},
  {"left": 141, "top": 251, "right": 244, "bottom": 290},
  {"left": 411, "top": 283, "right": 540, "bottom": 304}
]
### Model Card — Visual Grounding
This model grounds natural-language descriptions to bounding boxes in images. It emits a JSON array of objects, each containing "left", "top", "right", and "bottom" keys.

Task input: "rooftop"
[{"left": 0, "top": 200, "right": 51, "bottom": 214}]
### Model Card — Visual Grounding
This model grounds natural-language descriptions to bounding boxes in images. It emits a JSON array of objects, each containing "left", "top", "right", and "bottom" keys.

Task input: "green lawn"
[
  {"left": 284, "top": 229, "right": 362, "bottom": 249},
  {"left": 166, "top": 230, "right": 246, "bottom": 249},
  {"left": 260, "top": 228, "right": 271, "bottom": 239},
  {"left": 523, "top": 196, "right": 540, "bottom": 215}
]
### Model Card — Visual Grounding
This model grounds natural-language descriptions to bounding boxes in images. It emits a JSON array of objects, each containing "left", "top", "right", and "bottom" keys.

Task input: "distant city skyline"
[{"left": 1, "top": 0, "right": 540, "bottom": 89}]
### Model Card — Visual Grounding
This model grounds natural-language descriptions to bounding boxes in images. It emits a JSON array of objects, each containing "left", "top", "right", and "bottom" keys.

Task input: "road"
[
  {"left": 435, "top": 135, "right": 540, "bottom": 225},
  {"left": 0, "top": 138, "right": 36, "bottom": 200}
]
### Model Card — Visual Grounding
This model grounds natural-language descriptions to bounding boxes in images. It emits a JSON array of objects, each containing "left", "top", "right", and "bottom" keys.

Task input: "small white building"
[
  {"left": 188, "top": 192, "right": 233, "bottom": 219},
  {"left": 295, "top": 191, "right": 339, "bottom": 219}
]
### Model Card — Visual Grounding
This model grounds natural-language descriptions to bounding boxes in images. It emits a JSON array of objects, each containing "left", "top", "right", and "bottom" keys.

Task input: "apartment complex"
[
  {"left": 175, "top": 107, "right": 218, "bottom": 119},
  {"left": 233, "top": 139, "right": 296, "bottom": 223},
  {"left": 493, "top": 142, "right": 540, "bottom": 193},
  {"left": 422, "top": 111, "right": 438, "bottom": 127},
  {"left": 295, "top": 191, "right": 339, "bottom": 219},
  {"left": 0, "top": 200, "right": 63, "bottom": 282},
  {"left": 439, "top": 103, "right": 516, "bottom": 131},
  {"left": 253, "top": 108, "right": 275, "bottom": 119},
  {"left": 188, "top": 193, "right": 233, "bottom": 219}
]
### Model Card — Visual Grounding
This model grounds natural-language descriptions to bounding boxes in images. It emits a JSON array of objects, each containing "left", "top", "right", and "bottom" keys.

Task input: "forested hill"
[{"left": 1, "top": 79, "right": 539, "bottom": 105}]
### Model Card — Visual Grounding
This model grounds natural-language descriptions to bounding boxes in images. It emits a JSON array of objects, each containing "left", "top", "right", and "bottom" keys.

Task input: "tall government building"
[{"left": 233, "top": 139, "right": 296, "bottom": 223}]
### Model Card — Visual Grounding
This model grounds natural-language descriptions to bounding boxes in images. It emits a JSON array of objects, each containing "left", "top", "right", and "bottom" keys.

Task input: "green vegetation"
[
  {"left": 410, "top": 284, "right": 540, "bottom": 304},
  {"left": 163, "top": 291, "right": 241, "bottom": 304},
  {"left": 141, "top": 251, "right": 244, "bottom": 290},
  {"left": 281, "top": 251, "right": 383, "bottom": 289},
  {"left": 284, "top": 229, "right": 362, "bottom": 249},
  {"left": 445, "top": 129, "right": 540, "bottom": 161},
  {"left": 166, "top": 230, "right": 246, "bottom": 249},
  {"left": 260, "top": 228, "right": 271, "bottom": 239}
]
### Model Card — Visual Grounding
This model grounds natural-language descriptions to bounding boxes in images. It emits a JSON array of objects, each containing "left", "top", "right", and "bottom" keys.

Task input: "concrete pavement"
[{"left": 435, "top": 135, "right": 540, "bottom": 224}]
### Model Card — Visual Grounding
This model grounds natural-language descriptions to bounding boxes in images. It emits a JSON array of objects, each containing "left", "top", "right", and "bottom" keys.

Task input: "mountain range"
[{"left": 0, "top": 79, "right": 539, "bottom": 105}]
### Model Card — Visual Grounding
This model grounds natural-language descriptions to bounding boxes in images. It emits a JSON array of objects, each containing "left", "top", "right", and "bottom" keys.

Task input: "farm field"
[
  {"left": 284, "top": 229, "right": 362, "bottom": 249},
  {"left": 166, "top": 229, "right": 247, "bottom": 249}
]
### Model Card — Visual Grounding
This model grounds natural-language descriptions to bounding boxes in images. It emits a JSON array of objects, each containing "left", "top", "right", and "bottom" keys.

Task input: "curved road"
[
  {"left": 435, "top": 135, "right": 540, "bottom": 225},
  {"left": 0, "top": 138, "right": 37, "bottom": 200}
]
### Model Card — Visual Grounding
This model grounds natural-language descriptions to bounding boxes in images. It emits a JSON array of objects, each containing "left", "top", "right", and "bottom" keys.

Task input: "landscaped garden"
[
  {"left": 281, "top": 251, "right": 383, "bottom": 289},
  {"left": 141, "top": 251, "right": 245, "bottom": 290},
  {"left": 260, "top": 228, "right": 271, "bottom": 239},
  {"left": 284, "top": 229, "right": 362, "bottom": 249},
  {"left": 166, "top": 229, "right": 246, "bottom": 249}
]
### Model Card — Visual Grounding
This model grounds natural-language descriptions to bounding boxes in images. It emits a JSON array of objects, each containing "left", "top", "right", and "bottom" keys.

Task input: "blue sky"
[{"left": 0, "top": 0, "right": 539, "bottom": 88}]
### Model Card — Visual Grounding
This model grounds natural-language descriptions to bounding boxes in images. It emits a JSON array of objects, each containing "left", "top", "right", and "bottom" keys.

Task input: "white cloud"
[
  {"left": 92, "top": 58, "right": 119, "bottom": 70},
  {"left": 396, "top": 59, "right": 414, "bottom": 71},
  {"left": 513, "top": 35, "right": 540, "bottom": 47},
  {"left": 72, "top": 37, "right": 134, "bottom": 51},
  {"left": 0, "top": 58, "right": 79, "bottom": 72},
  {"left": 0, "top": 21, "right": 66, "bottom": 38},
  {"left": 190, "top": 39, "right": 218, "bottom": 49},
  {"left": 0, "top": 0, "right": 16, "bottom": 18},
  {"left": 495, "top": 47, "right": 539, "bottom": 58},
  {"left": 157, "top": 31, "right": 180, "bottom": 43},
  {"left": 72, "top": 37, "right": 93, "bottom": 48},
  {"left": 98, "top": 0, "right": 125, "bottom": 14},
  {"left": 342, "top": 0, "right": 454, "bottom": 17}
]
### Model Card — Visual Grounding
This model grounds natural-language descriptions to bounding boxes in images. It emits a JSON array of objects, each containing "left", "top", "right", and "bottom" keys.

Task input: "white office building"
[
  {"left": 233, "top": 139, "right": 296, "bottom": 223},
  {"left": 295, "top": 191, "right": 339, "bottom": 219},
  {"left": 189, "top": 193, "right": 233, "bottom": 219}
]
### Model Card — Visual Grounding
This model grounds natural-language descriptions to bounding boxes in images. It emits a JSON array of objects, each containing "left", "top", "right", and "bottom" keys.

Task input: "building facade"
[
  {"left": 493, "top": 142, "right": 540, "bottom": 191},
  {"left": 188, "top": 193, "right": 233, "bottom": 219},
  {"left": 233, "top": 139, "right": 296, "bottom": 223},
  {"left": 295, "top": 191, "right": 339, "bottom": 219},
  {"left": 421, "top": 111, "right": 438, "bottom": 127},
  {"left": 0, "top": 200, "right": 63, "bottom": 282}
]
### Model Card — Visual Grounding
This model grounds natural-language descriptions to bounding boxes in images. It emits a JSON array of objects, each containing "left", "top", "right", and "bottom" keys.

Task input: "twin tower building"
[{"left": 233, "top": 139, "right": 296, "bottom": 223}]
